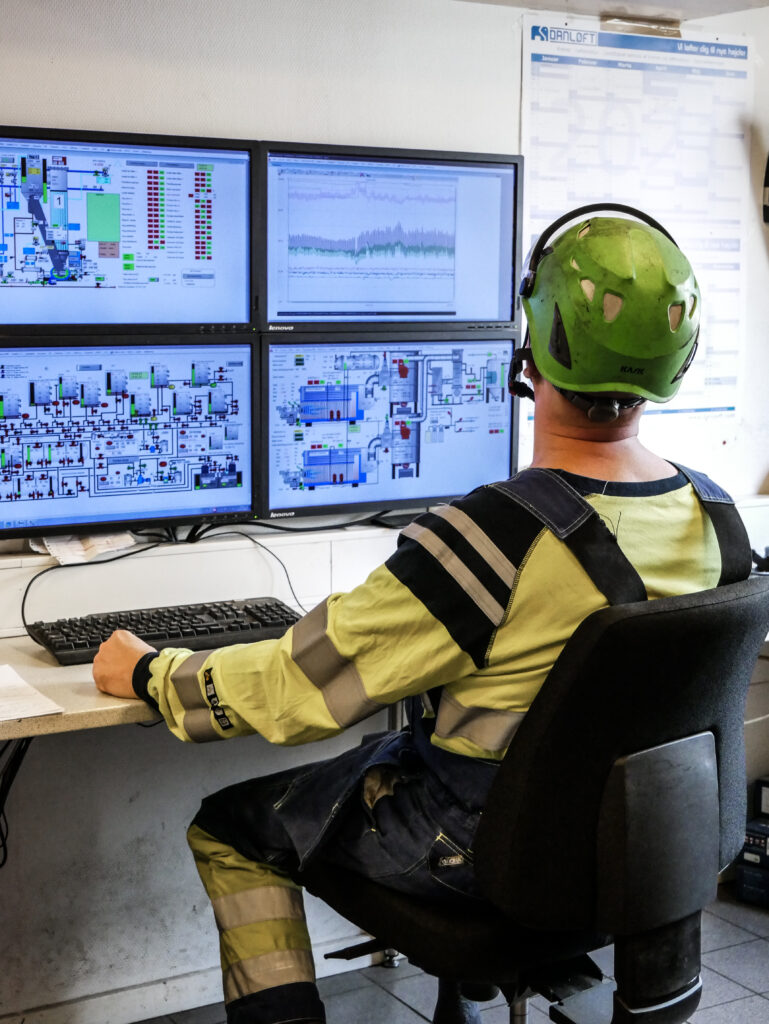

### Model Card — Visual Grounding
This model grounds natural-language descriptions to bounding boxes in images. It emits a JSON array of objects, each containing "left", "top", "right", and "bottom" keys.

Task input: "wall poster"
[{"left": 519, "top": 16, "right": 752, "bottom": 471}]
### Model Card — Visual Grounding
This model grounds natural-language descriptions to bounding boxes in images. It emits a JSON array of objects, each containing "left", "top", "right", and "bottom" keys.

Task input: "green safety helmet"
[{"left": 517, "top": 204, "right": 700, "bottom": 421}]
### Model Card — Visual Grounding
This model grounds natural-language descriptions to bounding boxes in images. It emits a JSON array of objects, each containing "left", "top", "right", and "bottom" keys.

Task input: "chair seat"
[{"left": 298, "top": 861, "right": 608, "bottom": 981}]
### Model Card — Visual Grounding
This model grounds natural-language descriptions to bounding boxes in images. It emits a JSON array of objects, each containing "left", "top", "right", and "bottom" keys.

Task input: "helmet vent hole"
[
  {"left": 688, "top": 294, "right": 698, "bottom": 318},
  {"left": 580, "top": 278, "right": 595, "bottom": 302},
  {"left": 669, "top": 303, "right": 684, "bottom": 331},
  {"left": 603, "top": 293, "right": 623, "bottom": 322},
  {"left": 548, "top": 303, "right": 572, "bottom": 369},
  {"left": 578, "top": 223, "right": 591, "bottom": 239},
  {"left": 571, "top": 258, "right": 581, "bottom": 271}
]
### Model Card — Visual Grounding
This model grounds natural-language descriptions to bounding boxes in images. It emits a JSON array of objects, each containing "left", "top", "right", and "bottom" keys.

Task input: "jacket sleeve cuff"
[{"left": 132, "top": 651, "right": 160, "bottom": 711}]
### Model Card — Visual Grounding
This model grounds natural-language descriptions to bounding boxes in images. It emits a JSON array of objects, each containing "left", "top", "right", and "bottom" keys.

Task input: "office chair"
[{"left": 296, "top": 576, "right": 769, "bottom": 1024}]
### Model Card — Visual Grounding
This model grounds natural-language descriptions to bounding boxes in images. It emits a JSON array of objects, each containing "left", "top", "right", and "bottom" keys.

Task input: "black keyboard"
[{"left": 28, "top": 596, "right": 302, "bottom": 666}]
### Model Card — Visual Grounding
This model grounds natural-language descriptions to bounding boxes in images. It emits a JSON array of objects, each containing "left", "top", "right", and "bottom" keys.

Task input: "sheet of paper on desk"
[
  {"left": 0, "top": 664, "right": 64, "bottom": 721},
  {"left": 30, "top": 532, "right": 137, "bottom": 565}
]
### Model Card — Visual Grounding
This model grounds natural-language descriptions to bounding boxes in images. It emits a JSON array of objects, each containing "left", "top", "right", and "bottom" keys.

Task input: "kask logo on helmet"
[{"left": 621, "top": 366, "right": 645, "bottom": 375}]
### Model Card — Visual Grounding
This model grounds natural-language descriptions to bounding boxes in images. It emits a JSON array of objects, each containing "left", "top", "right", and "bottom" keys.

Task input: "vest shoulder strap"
[
  {"left": 491, "top": 469, "right": 648, "bottom": 605},
  {"left": 670, "top": 463, "right": 752, "bottom": 585}
]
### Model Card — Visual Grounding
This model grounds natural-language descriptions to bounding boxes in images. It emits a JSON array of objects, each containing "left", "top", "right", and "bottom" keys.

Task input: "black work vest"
[
  {"left": 414, "top": 464, "right": 752, "bottom": 776},
  {"left": 489, "top": 464, "right": 752, "bottom": 602}
]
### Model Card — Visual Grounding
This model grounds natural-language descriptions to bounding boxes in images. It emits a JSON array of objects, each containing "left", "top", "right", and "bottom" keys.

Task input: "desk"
[
  {"left": 0, "top": 525, "right": 401, "bottom": 740},
  {"left": 0, "top": 527, "right": 399, "bottom": 1024},
  {"left": 0, "top": 635, "right": 159, "bottom": 741}
]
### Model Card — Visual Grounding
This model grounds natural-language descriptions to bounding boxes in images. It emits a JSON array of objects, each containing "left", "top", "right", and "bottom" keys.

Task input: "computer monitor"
[
  {"left": 0, "top": 339, "right": 255, "bottom": 537},
  {"left": 0, "top": 126, "right": 255, "bottom": 333},
  {"left": 259, "top": 142, "right": 523, "bottom": 332},
  {"left": 260, "top": 333, "right": 517, "bottom": 520}
]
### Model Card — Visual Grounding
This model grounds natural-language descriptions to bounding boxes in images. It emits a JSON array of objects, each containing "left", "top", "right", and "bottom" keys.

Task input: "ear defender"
[
  {"left": 508, "top": 341, "right": 535, "bottom": 401},
  {"left": 519, "top": 268, "right": 537, "bottom": 299}
]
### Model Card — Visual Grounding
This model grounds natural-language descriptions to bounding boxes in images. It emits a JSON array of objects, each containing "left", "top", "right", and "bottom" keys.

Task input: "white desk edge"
[{"left": 0, "top": 634, "right": 159, "bottom": 740}]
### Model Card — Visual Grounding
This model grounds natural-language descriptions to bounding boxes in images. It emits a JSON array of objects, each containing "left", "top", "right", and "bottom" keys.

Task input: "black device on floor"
[
  {"left": 735, "top": 778, "right": 769, "bottom": 907},
  {"left": 736, "top": 860, "right": 769, "bottom": 908},
  {"left": 27, "top": 596, "right": 301, "bottom": 666}
]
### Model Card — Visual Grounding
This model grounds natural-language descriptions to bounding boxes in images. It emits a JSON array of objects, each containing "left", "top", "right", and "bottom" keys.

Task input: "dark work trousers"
[{"left": 187, "top": 726, "right": 498, "bottom": 1024}]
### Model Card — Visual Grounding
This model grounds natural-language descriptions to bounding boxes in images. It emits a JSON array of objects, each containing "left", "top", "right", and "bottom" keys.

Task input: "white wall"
[
  {"left": 696, "top": 7, "right": 769, "bottom": 496},
  {"left": 0, "top": 0, "right": 522, "bottom": 151},
  {"left": 3, "top": 1, "right": 769, "bottom": 1019}
]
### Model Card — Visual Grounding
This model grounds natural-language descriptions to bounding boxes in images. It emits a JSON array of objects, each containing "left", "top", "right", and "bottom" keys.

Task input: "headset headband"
[{"left": 519, "top": 202, "right": 679, "bottom": 299}]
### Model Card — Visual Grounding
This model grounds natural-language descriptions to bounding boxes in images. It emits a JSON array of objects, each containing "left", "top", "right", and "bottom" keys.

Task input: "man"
[{"left": 93, "top": 206, "right": 751, "bottom": 1024}]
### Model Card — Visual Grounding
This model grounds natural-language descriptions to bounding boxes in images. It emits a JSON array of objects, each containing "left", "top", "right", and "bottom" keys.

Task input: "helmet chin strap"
[
  {"left": 509, "top": 377, "right": 535, "bottom": 401},
  {"left": 555, "top": 387, "right": 645, "bottom": 423}
]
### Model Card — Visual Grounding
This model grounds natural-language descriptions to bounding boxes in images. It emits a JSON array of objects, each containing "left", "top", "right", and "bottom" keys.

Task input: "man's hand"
[{"left": 92, "top": 630, "right": 157, "bottom": 700}]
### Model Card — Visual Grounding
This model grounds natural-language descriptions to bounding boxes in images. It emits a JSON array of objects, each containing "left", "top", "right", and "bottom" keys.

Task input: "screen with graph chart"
[
  {"left": 261, "top": 335, "right": 516, "bottom": 518},
  {"left": 0, "top": 126, "right": 254, "bottom": 332},
  {"left": 260, "top": 143, "right": 522, "bottom": 331},
  {"left": 0, "top": 340, "right": 255, "bottom": 536}
]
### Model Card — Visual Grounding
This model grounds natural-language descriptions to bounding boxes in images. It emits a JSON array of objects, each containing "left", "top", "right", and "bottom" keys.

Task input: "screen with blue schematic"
[
  {"left": 263, "top": 337, "right": 515, "bottom": 517},
  {"left": 263, "top": 146, "right": 521, "bottom": 328},
  {"left": 0, "top": 341, "right": 253, "bottom": 536},
  {"left": 0, "top": 128, "right": 252, "bottom": 328}
]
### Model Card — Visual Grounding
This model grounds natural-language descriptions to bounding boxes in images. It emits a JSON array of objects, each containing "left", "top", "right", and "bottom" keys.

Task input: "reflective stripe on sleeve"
[
  {"left": 291, "top": 600, "right": 382, "bottom": 727},
  {"left": 401, "top": 522, "right": 507, "bottom": 625},
  {"left": 434, "top": 689, "right": 525, "bottom": 754},
  {"left": 431, "top": 504, "right": 518, "bottom": 587},
  {"left": 224, "top": 949, "right": 316, "bottom": 1004},
  {"left": 169, "top": 650, "right": 220, "bottom": 742}
]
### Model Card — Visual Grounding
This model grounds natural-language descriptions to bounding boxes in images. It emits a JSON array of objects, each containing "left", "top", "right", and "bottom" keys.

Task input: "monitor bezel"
[
  {"left": 258, "top": 330, "right": 519, "bottom": 521},
  {"left": 0, "top": 124, "right": 258, "bottom": 336},
  {"left": 0, "top": 335, "right": 258, "bottom": 538},
  {"left": 257, "top": 140, "right": 524, "bottom": 334}
]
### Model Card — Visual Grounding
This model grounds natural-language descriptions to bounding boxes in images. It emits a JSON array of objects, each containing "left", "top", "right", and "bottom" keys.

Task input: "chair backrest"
[{"left": 474, "top": 576, "right": 769, "bottom": 932}]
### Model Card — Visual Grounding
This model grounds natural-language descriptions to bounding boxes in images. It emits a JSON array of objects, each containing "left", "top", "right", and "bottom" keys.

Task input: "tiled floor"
[{"left": 132, "top": 886, "right": 769, "bottom": 1024}]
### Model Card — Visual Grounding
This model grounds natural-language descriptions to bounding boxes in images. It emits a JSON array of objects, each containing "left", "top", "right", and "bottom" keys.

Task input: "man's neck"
[
  {"left": 522, "top": 379, "right": 679, "bottom": 483},
  {"left": 530, "top": 431, "right": 676, "bottom": 483},
  {"left": 527, "top": 388, "right": 679, "bottom": 484}
]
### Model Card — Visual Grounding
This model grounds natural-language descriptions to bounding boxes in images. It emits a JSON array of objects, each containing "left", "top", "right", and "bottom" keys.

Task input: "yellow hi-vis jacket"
[{"left": 135, "top": 467, "right": 739, "bottom": 760}]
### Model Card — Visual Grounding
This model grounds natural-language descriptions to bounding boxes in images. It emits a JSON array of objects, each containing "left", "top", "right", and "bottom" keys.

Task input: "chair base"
[
  {"left": 549, "top": 977, "right": 701, "bottom": 1024},
  {"left": 549, "top": 983, "right": 615, "bottom": 1023},
  {"left": 433, "top": 979, "right": 528, "bottom": 1024}
]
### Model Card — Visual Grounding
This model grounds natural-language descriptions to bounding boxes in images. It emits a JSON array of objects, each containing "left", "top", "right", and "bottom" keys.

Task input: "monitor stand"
[{"left": 369, "top": 508, "right": 428, "bottom": 529}]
